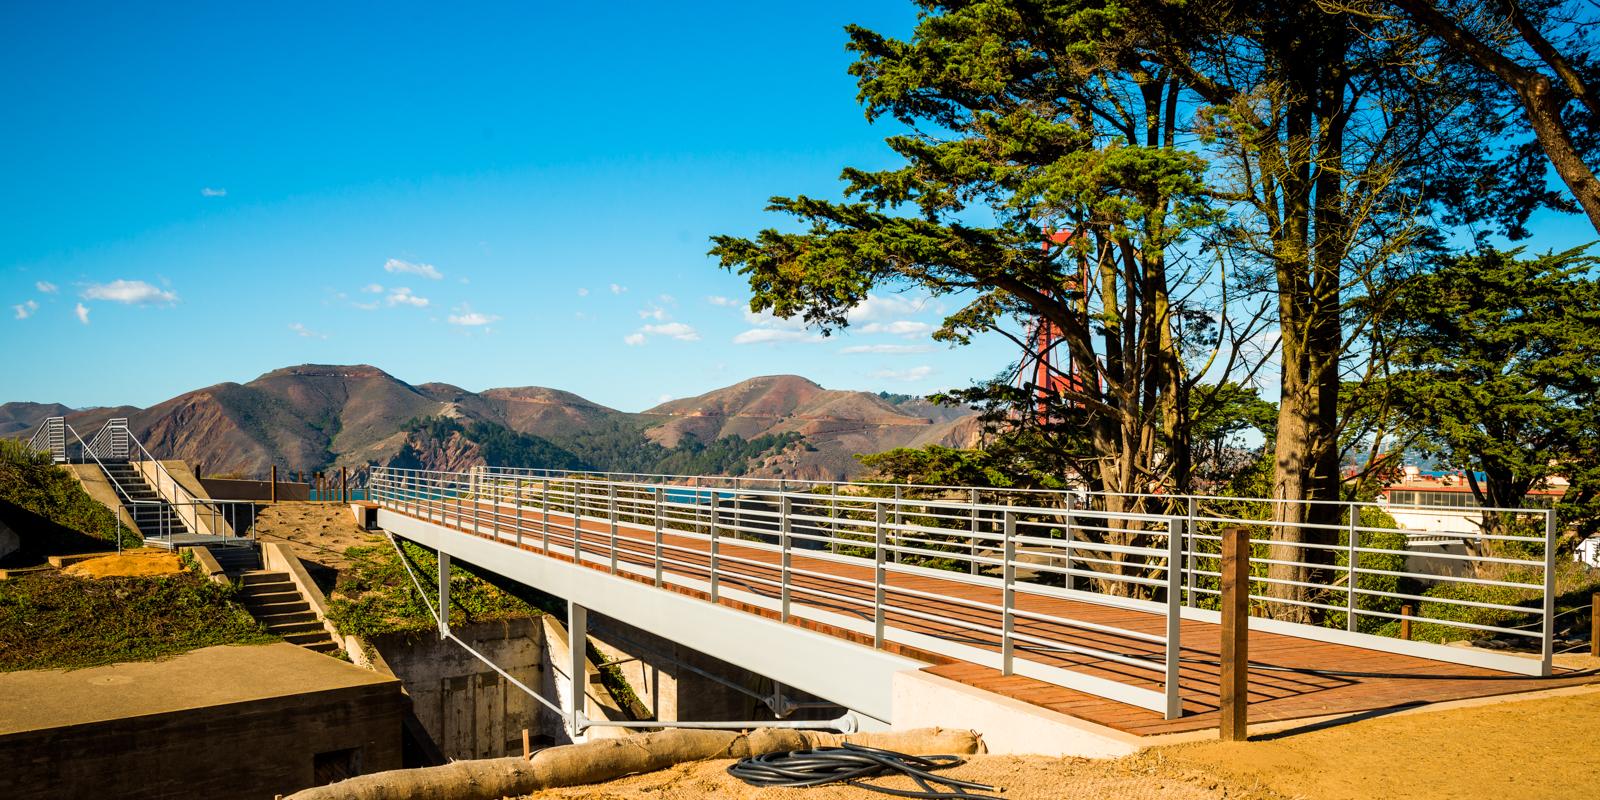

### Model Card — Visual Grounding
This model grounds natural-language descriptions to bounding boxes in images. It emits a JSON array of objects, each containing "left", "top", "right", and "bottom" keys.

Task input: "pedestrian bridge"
[{"left": 371, "top": 465, "right": 1583, "bottom": 739}]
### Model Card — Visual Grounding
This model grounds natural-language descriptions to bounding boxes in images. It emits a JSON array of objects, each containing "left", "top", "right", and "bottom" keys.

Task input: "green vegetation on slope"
[
  {"left": 398, "top": 416, "right": 804, "bottom": 477},
  {"left": 326, "top": 539, "right": 543, "bottom": 637},
  {"left": 0, "top": 438, "right": 139, "bottom": 566},
  {"left": 0, "top": 560, "right": 276, "bottom": 671}
]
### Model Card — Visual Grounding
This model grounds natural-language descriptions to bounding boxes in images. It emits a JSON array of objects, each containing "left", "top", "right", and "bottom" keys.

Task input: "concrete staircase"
[
  {"left": 238, "top": 571, "right": 341, "bottom": 655},
  {"left": 101, "top": 462, "right": 192, "bottom": 538}
]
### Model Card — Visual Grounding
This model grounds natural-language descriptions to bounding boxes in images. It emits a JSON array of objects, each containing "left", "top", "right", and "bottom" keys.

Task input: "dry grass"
[{"left": 61, "top": 549, "right": 183, "bottom": 578}]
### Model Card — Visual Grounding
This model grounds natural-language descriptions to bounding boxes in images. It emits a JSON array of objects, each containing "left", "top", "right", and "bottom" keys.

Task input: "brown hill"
[
  {"left": 639, "top": 375, "right": 979, "bottom": 480},
  {"left": 9, "top": 367, "right": 977, "bottom": 480},
  {"left": 0, "top": 402, "right": 75, "bottom": 437}
]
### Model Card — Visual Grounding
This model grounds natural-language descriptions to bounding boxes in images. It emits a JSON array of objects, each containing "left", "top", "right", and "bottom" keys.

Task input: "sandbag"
[{"left": 283, "top": 726, "right": 983, "bottom": 800}]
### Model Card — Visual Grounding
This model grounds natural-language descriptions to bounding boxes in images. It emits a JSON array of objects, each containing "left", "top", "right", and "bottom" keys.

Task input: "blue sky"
[
  {"left": 3, "top": 2, "right": 1596, "bottom": 414},
  {"left": 0, "top": 1, "right": 1017, "bottom": 411}
]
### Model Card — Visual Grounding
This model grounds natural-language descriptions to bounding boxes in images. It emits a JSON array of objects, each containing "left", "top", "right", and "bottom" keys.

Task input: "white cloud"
[
  {"left": 743, "top": 309, "right": 808, "bottom": 330},
  {"left": 848, "top": 293, "right": 932, "bottom": 323},
  {"left": 859, "top": 320, "right": 934, "bottom": 337},
  {"left": 873, "top": 366, "right": 934, "bottom": 382},
  {"left": 200, "top": 187, "right": 227, "bottom": 197},
  {"left": 362, "top": 283, "right": 384, "bottom": 293},
  {"left": 449, "top": 311, "right": 500, "bottom": 326},
  {"left": 706, "top": 295, "right": 738, "bottom": 307},
  {"left": 626, "top": 322, "right": 700, "bottom": 345},
  {"left": 13, "top": 300, "right": 38, "bottom": 320},
  {"left": 657, "top": 294, "right": 677, "bottom": 305},
  {"left": 657, "top": 393, "right": 673, "bottom": 403},
  {"left": 82, "top": 279, "right": 178, "bottom": 305},
  {"left": 384, "top": 258, "right": 443, "bottom": 280},
  {"left": 35, "top": 281, "right": 57, "bottom": 294},
  {"left": 840, "top": 343, "right": 935, "bottom": 354},
  {"left": 639, "top": 304, "right": 668, "bottom": 321},
  {"left": 577, "top": 287, "right": 590, "bottom": 297},
  {"left": 289, "top": 322, "right": 328, "bottom": 340},
  {"left": 732, "top": 307, "right": 824, "bottom": 346},
  {"left": 74, "top": 303, "right": 90, "bottom": 325},
  {"left": 386, "top": 287, "right": 430, "bottom": 308},
  {"left": 610, "top": 283, "right": 628, "bottom": 295},
  {"left": 354, "top": 301, "right": 379, "bottom": 311},
  {"left": 733, "top": 328, "right": 823, "bottom": 345},
  {"left": 643, "top": 322, "right": 698, "bottom": 340}
]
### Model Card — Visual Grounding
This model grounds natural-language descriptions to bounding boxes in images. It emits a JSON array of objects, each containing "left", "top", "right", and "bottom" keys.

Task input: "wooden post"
[
  {"left": 1590, "top": 592, "right": 1598, "bottom": 659},
  {"left": 1401, "top": 604, "right": 1414, "bottom": 641},
  {"left": 521, "top": 728, "right": 530, "bottom": 759},
  {"left": 270, "top": 465, "right": 278, "bottom": 504},
  {"left": 1219, "top": 525, "right": 1250, "bottom": 742},
  {"left": 341, "top": 466, "right": 348, "bottom": 505}
]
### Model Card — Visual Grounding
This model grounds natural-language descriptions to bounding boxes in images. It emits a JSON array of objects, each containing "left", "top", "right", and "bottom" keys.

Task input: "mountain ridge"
[{"left": 2, "top": 365, "right": 978, "bottom": 480}]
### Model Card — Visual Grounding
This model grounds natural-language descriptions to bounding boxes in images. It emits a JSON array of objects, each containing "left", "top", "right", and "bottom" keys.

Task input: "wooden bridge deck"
[{"left": 387, "top": 500, "right": 1595, "bottom": 736}]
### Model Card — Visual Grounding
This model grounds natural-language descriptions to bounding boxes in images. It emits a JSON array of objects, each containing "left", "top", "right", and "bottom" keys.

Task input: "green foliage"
[
  {"left": 857, "top": 445, "right": 1018, "bottom": 488},
  {"left": 0, "top": 571, "right": 276, "bottom": 671},
  {"left": 0, "top": 438, "right": 140, "bottom": 565},
  {"left": 398, "top": 416, "right": 804, "bottom": 478},
  {"left": 326, "top": 539, "right": 540, "bottom": 638},
  {"left": 1389, "top": 247, "right": 1600, "bottom": 534},
  {"left": 1398, "top": 561, "right": 1600, "bottom": 646},
  {"left": 396, "top": 417, "right": 588, "bottom": 472},
  {"left": 653, "top": 432, "right": 803, "bottom": 476}
]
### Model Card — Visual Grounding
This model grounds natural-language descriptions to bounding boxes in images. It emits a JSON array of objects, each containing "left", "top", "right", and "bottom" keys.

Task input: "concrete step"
[
  {"left": 283, "top": 631, "right": 335, "bottom": 646},
  {"left": 258, "top": 610, "right": 318, "bottom": 626},
  {"left": 239, "top": 571, "right": 291, "bottom": 586},
  {"left": 303, "top": 640, "right": 342, "bottom": 655},
  {"left": 247, "top": 599, "right": 311, "bottom": 616},
  {"left": 266, "top": 620, "right": 328, "bottom": 636},
  {"left": 242, "top": 588, "right": 302, "bottom": 605}
]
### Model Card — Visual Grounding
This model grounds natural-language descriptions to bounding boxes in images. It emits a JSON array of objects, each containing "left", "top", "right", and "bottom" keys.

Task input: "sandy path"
[
  {"left": 1157, "top": 686, "right": 1600, "bottom": 800},
  {"left": 518, "top": 686, "right": 1600, "bottom": 800},
  {"left": 250, "top": 501, "right": 382, "bottom": 573},
  {"left": 520, "top": 753, "right": 1246, "bottom": 800}
]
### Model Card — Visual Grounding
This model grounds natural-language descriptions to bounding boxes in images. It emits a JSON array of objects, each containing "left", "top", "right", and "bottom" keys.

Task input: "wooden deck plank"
[{"left": 389, "top": 500, "right": 1595, "bottom": 736}]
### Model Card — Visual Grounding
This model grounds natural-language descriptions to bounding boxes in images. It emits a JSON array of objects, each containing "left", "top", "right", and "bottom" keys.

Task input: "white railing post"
[
  {"left": 541, "top": 480, "right": 551, "bottom": 554},
  {"left": 969, "top": 488, "right": 980, "bottom": 575},
  {"left": 780, "top": 493, "right": 793, "bottom": 623},
  {"left": 1001, "top": 509, "right": 1016, "bottom": 675},
  {"left": 874, "top": 501, "right": 888, "bottom": 648},
  {"left": 1184, "top": 496, "right": 1197, "bottom": 606},
  {"left": 653, "top": 488, "right": 664, "bottom": 588},
  {"left": 1164, "top": 516, "right": 1184, "bottom": 719},
  {"left": 1542, "top": 508, "right": 1557, "bottom": 676},
  {"left": 1346, "top": 506, "right": 1359, "bottom": 632},
  {"left": 892, "top": 484, "right": 903, "bottom": 564},
  {"left": 710, "top": 499, "right": 721, "bottom": 603},
  {"left": 571, "top": 480, "right": 582, "bottom": 563},
  {"left": 608, "top": 482, "right": 618, "bottom": 575},
  {"left": 1064, "top": 492, "right": 1076, "bottom": 591}
]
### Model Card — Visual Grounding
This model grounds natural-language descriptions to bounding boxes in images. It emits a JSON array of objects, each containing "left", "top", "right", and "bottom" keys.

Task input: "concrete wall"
[
  {"left": 370, "top": 619, "right": 552, "bottom": 758},
  {"left": 588, "top": 611, "right": 839, "bottom": 725},
  {"left": 0, "top": 680, "right": 403, "bottom": 800},
  {"left": 202, "top": 477, "right": 311, "bottom": 502}
]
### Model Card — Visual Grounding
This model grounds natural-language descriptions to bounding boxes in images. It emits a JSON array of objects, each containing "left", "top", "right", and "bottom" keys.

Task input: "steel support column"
[
  {"left": 437, "top": 551, "right": 451, "bottom": 639},
  {"left": 567, "top": 601, "right": 588, "bottom": 737}
]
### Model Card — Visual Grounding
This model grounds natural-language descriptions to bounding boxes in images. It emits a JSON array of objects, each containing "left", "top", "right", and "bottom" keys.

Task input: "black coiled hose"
[{"left": 726, "top": 742, "right": 1005, "bottom": 799}]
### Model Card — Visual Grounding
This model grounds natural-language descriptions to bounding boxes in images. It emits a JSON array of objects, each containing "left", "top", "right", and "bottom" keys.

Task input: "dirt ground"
[
  {"left": 61, "top": 549, "right": 182, "bottom": 578},
  {"left": 1156, "top": 687, "right": 1600, "bottom": 800},
  {"left": 520, "top": 754, "right": 1241, "bottom": 800},
  {"left": 250, "top": 501, "right": 382, "bottom": 573},
  {"left": 520, "top": 688, "right": 1600, "bottom": 800}
]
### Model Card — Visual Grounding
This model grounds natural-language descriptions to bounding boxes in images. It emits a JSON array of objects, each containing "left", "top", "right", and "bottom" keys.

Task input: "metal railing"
[
  {"left": 25, "top": 416, "right": 66, "bottom": 462},
  {"left": 372, "top": 465, "right": 1562, "bottom": 708},
  {"left": 20, "top": 417, "right": 255, "bottom": 550}
]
